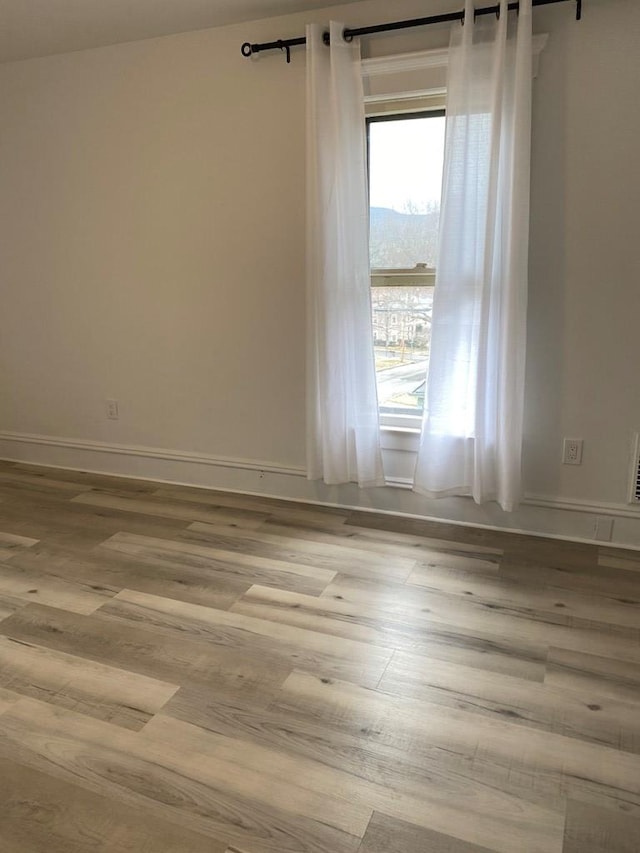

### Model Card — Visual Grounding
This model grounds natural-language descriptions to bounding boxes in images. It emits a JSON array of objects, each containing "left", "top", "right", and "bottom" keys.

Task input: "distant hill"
[{"left": 370, "top": 206, "right": 440, "bottom": 268}]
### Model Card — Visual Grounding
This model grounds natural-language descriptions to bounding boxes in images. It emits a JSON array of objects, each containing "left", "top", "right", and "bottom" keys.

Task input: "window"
[{"left": 367, "top": 105, "right": 446, "bottom": 428}]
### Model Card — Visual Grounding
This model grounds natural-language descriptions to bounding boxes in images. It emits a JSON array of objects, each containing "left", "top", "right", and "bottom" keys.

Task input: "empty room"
[{"left": 0, "top": 0, "right": 639, "bottom": 851}]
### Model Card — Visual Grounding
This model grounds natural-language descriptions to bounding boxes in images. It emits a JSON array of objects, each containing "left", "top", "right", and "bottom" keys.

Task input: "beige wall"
[
  {"left": 1, "top": 0, "right": 639, "bottom": 541},
  {"left": 525, "top": 0, "right": 640, "bottom": 506}
]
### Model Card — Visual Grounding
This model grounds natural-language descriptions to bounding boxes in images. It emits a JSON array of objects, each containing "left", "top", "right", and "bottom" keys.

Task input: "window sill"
[
  {"left": 380, "top": 425, "right": 421, "bottom": 453},
  {"left": 381, "top": 425, "right": 421, "bottom": 435}
]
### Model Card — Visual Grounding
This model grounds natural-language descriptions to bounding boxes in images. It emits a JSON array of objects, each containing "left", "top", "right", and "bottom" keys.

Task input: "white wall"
[
  {"left": 525, "top": 0, "right": 640, "bottom": 503},
  {"left": 1, "top": 0, "right": 639, "bottom": 546}
]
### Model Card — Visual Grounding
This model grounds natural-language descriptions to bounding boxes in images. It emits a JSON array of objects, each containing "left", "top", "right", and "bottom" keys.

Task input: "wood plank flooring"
[{"left": 0, "top": 460, "right": 639, "bottom": 852}]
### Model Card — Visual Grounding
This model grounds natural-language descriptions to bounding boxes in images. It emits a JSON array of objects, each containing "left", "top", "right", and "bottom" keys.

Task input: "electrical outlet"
[
  {"left": 106, "top": 399, "right": 119, "bottom": 420},
  {"left": 594, "top": 516, "right": 614, "bottom": 541},
  {"left": 562, "top": 438, "right": 583, "bottom": 465}
]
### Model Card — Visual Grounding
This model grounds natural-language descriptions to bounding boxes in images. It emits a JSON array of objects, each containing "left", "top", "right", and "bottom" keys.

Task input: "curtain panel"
[
  {"left": 414, "top": 0, "right": 533, "bottom": 511},
  {"left": 305, "top": 21, "right": 384, "bottom": 488}
]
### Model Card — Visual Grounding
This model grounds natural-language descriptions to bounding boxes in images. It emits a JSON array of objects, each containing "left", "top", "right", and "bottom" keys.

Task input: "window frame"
[{"left": 366, "top": 100, "right": 446, "bottom": 430}]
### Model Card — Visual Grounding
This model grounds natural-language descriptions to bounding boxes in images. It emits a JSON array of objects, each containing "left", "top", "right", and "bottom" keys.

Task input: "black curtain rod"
[{"left": 241, "top": 0, "right": 581, "bottom": 62}]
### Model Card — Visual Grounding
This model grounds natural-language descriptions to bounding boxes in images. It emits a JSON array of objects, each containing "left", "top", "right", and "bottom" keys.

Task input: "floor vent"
[{"left": 631, "top": 433, "right": 640, "bottom": 504}]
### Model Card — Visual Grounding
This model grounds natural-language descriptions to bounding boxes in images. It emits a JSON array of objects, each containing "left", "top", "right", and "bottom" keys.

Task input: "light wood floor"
[{"left": 0, "top": 460, "right": 639, "bottom": 852}]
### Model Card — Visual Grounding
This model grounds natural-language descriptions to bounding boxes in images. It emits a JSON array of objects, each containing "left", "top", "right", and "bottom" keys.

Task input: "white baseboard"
[
  {"left": 1, "top": 429, "right": 640, "bottom": 550},
  {"left": 0, "top": 430, "right": 305, "bottom": 478}
]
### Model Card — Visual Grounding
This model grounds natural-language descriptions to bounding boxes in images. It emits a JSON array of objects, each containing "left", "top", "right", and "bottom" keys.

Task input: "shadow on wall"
[{"left": 523, "top": 7, "right": 569, "bottom": 499}]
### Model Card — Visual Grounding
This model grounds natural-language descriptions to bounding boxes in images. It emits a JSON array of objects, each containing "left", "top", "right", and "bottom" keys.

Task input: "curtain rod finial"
[{"left": 241, "top": 42, "right": 253, "bottom": 57}]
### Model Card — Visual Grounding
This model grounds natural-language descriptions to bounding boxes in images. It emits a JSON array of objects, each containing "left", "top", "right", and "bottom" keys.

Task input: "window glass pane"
[
  {"left": 369, "top": 112, "right": 445, "bottom": 417},
  {"left": 369, "top": 115, "right": 445, "bottom": 269},
  {"left": 373, "top": 285, "right": 433, "bottom": 415}
]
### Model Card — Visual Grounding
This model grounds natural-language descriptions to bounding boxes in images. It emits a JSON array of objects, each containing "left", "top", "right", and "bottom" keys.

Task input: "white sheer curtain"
[
  {"left": 414, "top": 0, "right": 532, "bottom": 512},
  {"left": 305, "top": 21, "right": 384, "bottom": 488}
]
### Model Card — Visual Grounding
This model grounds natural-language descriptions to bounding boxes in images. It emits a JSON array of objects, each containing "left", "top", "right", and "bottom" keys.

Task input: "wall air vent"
[{"left": 631, "top": 433, "right": 640, "bottom": 504}]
